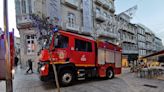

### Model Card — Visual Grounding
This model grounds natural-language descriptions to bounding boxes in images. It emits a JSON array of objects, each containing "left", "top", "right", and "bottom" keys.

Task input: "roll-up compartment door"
[
  {"left": 106, "top": 50, "right": 115, "bottom": 63},
  {"left": 98, "top": 49, "right": 105, "bottom": 65},
  {"left": 115, "top": 52, "right": 121, "bottom": 68}
]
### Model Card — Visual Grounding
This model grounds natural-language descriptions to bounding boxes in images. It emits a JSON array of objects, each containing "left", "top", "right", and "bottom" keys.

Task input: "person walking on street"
[
  {"left": 14, "top": 55, "right": 19, "bottom": 67},
  {"left": 26, "top": 59, "right": 33, "bottom": 74}
]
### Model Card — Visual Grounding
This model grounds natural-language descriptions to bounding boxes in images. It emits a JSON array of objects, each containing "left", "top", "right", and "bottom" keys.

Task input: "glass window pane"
[
  {"left": 75, "top": 39, "right": 92, "bottom": 52},
  {"left": 55, "top": 35, "right": 69, "bottom": 48},
  {"left": 27, "top": 41, "right": 30, "bottom": 44},
  {"left": 26, "top": 35, "right": 30, "bottom": 39}
]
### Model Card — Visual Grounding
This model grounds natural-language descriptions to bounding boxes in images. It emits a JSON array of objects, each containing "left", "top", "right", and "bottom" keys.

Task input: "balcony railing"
[
  {"left": 95, "top": 0, "right": 115, "bottom": 12},
  {"left": 121, "top": 26, "right": 135, "bottom": 34},
  {"left": 66, "top": 23, "right": 80, "bottom": 32},
  {"left": 102, "top": 1, "right": 109, "bottom": 9},
  {"left": 95, "top": 12, "right": 106, "bottom": 22},
  {"left": 65, "top": 0, "right": 78, "bottom": 8},
  {"left": 16, "top": 14, "right": 32, "bottom": 24},
  {"left": 138, "top": 45, "right": 146, "bottom": 49},
  {"left": 95, "top": 0, "right": 104, "bottom": 5},
  {"left": 110, "top": 6, "right": 115, "bottom": 13},
  {"left": 146, "top": 45, "right": 153, "bottom": 50},
  {"left": 146, "top": 38, "right": 152, "bottom": 42},
  {"left": 122, "top": 38, "right": 136, "bottom": 44},
  {"left": 122, "top": 49, "right": 138, "bottom": 54},
  {"left": 97, "top": 29, "right": 117, "bottom": 38}
]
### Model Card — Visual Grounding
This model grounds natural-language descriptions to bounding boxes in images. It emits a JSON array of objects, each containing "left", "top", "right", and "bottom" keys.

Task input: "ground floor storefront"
[{"left": 122, "top": 54, "right": 138, "bottom": 67}]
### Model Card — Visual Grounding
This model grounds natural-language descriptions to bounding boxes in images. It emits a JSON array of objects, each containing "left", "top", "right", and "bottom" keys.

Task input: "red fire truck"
[{"left": 39, "top": 30, "right": 122, "bottom": 86}]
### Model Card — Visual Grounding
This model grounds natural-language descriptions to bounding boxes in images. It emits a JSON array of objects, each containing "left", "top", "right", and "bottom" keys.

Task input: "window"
[
  {"left": 28, "top": 0, "right": 32, "bottom": 14},
  {"left": 26, "top": 34, "right": 36, "bottom": 55},
  {"left": 96, "top": 7, "right": 100, "bottom": 14},
  {"left": 108, "top": 1, "right": 112, "bottom": 9},
  {"left": 103, "top": 12, "right": 107, "bottom": 17},
  {"left": 55, "top": 35, "right": 68, "bottom": 48},
  {"left": 22, "top": 0, "right": 26, "bottom": 14},
  {"left": 16, "top": 0, "right": 21, "bottom": 15},
  {"left": 68, "top": 13, "right": 76, "bottom": 27},
  {"left": 75, "top": 39, "right": 92, "bottom": 52}
]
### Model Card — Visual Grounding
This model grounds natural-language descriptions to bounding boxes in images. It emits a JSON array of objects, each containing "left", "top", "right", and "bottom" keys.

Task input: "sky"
[
  {"left": 0, "top": 0, "right": 164, "bottom": 44},
  {"left": 115, "top": 0, "right": 164, "bottom": 44}
]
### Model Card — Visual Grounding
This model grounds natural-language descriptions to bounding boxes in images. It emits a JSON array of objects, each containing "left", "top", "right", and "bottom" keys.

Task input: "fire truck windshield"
[
  {"left": 43, "top": 34, "right": 53, "bottom": 49},
  {"left": 54, "top": 35, "right": 68, "bottom": 48}
]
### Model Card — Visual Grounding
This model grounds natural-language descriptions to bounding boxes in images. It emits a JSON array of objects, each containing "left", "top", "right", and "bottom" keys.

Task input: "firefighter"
[{"left": 26, "top": 59, "right": 33, "bottom": 74}]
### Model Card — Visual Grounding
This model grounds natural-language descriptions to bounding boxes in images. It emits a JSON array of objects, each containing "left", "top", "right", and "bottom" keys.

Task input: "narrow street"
[{"left": 1, "top": 67, "right": 164, "bottom": 92}]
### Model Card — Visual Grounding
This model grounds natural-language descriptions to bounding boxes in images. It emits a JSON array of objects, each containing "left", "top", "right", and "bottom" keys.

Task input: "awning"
[{"left": 141, "top": 50, "right": 164, "bottom": 59}]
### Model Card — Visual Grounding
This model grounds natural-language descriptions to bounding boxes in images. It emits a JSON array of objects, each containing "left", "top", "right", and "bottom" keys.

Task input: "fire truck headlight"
[
  {"left": 41, "top": 66, "right": 46, "bottom": 71},
  {"left": 58, "top": 52, "right": 65, "bottom": 59},
  {"left": 12, "top": 69, "right": 15, "bottom": 75}
]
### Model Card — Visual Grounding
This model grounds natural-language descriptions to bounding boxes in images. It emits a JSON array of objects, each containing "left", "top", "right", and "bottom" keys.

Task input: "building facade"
[
  {"left": 15, "top": 0, "right": 163, "bottom": 68},
  {"left": 154, "top": 36, "right": 163, "bottom": 51},
  {"left": 15, "top": 0, "right": 117, "bottom": 67},
  {"left": 136, "top": 24, "right": 163, "bottom": 54},
  {"left": 117, "top": 13, "right": 138, "bottom": 67},
  {"left": 136, "top": 24, "right": 146, "bottom": 58}
]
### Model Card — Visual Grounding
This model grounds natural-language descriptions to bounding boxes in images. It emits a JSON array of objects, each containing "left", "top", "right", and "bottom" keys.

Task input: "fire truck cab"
[{"left": 39, "top": 30, "right": 122, "bottom": 86}]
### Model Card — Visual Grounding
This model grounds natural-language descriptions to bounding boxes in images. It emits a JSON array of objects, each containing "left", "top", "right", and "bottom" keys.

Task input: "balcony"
[
  {"left": 95, "top": 0, "right": 104, "bottom": 5},
  {"left": 146, "top": 45, "right": 153, "bottom": 50},
  {"left": 122, "top": 38, "right": 136, "bottom": 44},
  {"left": 102, "top": 1, "right": 109, "bottom": 9},
  {"left": 65, "top": 0, "right": 78, "bottom": 9},
  {"left": 95, "top": 12, "right": 106, "bottom": 22},
  {"left": 122, "top": 27, "right": 135, "bottom": 34},
  {"left": 110, "top": 6, "right": 115, "bottom": 13},
  {"left": 146, "top": 38, "right": 152, "bottom": 42},
  {"left": 96, "top": 28, "right": 117, "bottom": 38},
  {"left": 66, "top": 23, "right": 80, "bottom": 32},
  {"left": 138, "top": 45, "right": 146, "bottom": 49},
  {"left": 122, "top": 49, "right": 138, "bottom": 54},
  {"left": 16, "top": 14, "right": 33, "bottom": 29}
]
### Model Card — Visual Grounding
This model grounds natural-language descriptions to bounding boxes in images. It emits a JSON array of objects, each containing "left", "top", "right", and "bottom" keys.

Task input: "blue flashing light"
[{"left": 53, "top": 26, "right": 58, "bottom": 32}]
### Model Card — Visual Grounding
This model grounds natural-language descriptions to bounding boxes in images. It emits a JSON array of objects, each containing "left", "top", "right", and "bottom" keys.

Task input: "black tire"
[
  {"left": 40, "top": 76, "right": 49, "bottom": 82},
  {"left": 59, "top": 70, "right": 74, "bottom": 87},
  {"left": 106, "top": 68, "right": 114, "bottom": 79}
]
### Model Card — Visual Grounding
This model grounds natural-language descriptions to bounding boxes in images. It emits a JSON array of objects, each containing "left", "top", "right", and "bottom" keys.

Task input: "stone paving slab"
[
  {"left": 157, "top": 75, "right": 164, "bottom": 81},
  {"left": 1, "top": 67, "right": 164, "bottom": 92}
]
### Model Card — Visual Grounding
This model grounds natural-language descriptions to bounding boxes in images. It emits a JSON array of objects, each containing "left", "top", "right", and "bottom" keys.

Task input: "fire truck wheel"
[
  {"left": 40, "top": 76, "right": 48, "bottom": 82},
  {"left": 106, "top": 69, "right": 114, "bottom": 79},
  {"left": 59, "top": 70, "right": 74, "bottom": 86}
]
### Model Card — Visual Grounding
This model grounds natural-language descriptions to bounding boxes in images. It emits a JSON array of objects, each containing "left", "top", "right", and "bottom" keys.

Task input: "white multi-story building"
[
  {"left": 117, "top": 13, "right": 138, "bottom": 67},
  {"left": 138, "top": 24, "right": 163, "bottom": 55}
]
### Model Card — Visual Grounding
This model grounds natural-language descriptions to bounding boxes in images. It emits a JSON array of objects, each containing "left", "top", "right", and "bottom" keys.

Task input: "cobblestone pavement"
[{"left": 0, "top": 67, "right": 164, "bottom": 92}]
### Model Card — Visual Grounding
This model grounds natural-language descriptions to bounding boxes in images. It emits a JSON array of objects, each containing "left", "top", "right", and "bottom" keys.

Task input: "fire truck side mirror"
[
  {"left": 52, "top": 48, "right": 56, "bottom": 51},
  {"left": 55, "top": 38, "right": 58, "bottom": 46}
]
